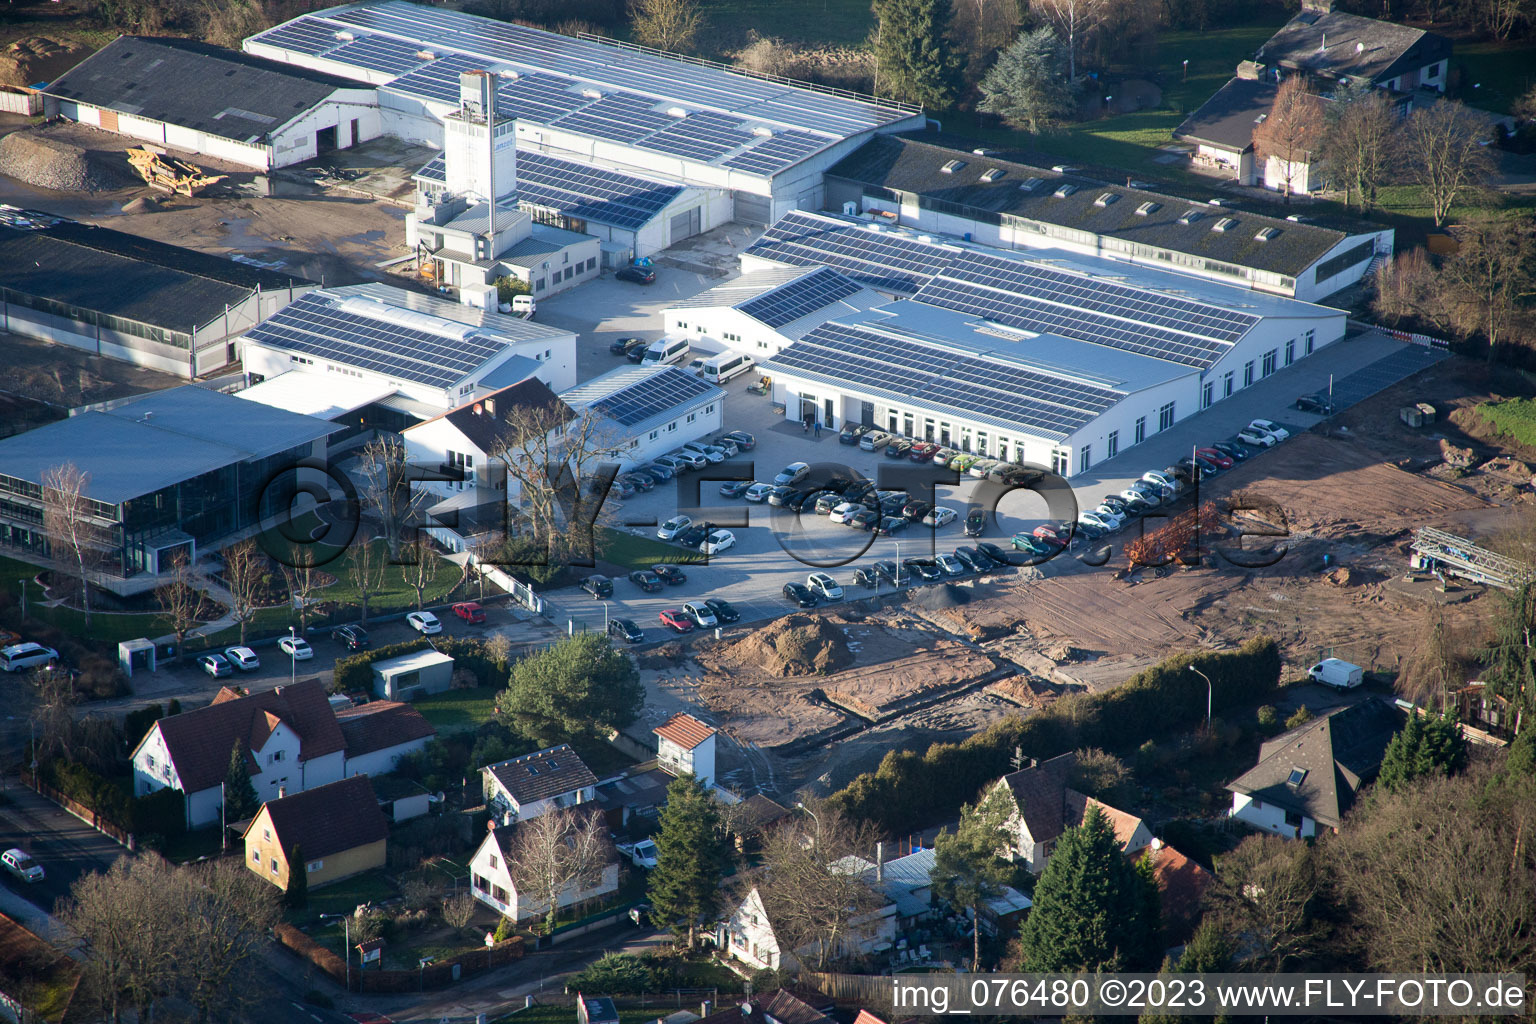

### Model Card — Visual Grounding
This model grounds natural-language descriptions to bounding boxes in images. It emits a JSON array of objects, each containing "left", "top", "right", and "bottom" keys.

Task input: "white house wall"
[
  {"left": 344, "top": 737, "right": 433, "bottom": 778},
  {"left": 1230, "top": 792, "right": 1316, "bottom": 839},
  {"left": 664, "top": 305, "right": 787, "bottom": 358},
  {"left": 613, "top": 397, "right": 724, "bottom": 470}
]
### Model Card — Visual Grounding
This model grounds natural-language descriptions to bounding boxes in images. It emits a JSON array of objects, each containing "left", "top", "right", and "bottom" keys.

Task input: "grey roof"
[
  {"left": 0, "top": 386, "right": 340, "bottom": 504},
  {"left": 1227, "top": 698, "right": 1406, "bottom": 828},
  {"left": 827, "top": 135, "right": 1351, "bottom": 279},
  {"left": 560, "top": 365, "right": 724, "bottom": 433},
  {"left": 484, "top": 743, "right": 597, "bottom": 805},
  {"left": 1258, "top": 9, "right": 1450, "bottom": 85},
  {"left": 498, "top": 224, "right": 594, "bottom": 269},
  {"left": 1173, "top": 77, "right": 1275, "bottom": 152},
  {"left": 248, "top": 1, "right": 921, "bottom": 175},
  {"left": 45, "top": 36, "right": 359, "bottom": 144},
  {"left": 326, "top": 281, "right": 575, "bottom": 343},
  {"left": 0, "top": 219, "right": 306, "bottom": 333}
]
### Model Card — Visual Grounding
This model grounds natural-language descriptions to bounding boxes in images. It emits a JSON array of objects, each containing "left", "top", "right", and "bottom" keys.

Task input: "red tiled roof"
[
  {"left": 1147, "top": 843, "right": 1212, "bottom": 944},
  {"left": 855, "top": 1011, "right": 889, "bottom": 1024},
  {"left": 654, "top": 712, "right": 715, "bottom": 750},
  {"left": 1064, "top": 791, "right": 1148, "bottom": 850},
  {"left": 336, "top": 700, "right": 437, "bottom": 757},
  {"left": 154, "top": 678, "right": 346, "bottom": 793},
  {"left": 246, "top": 775, "right": 388, "bottom": 861}
]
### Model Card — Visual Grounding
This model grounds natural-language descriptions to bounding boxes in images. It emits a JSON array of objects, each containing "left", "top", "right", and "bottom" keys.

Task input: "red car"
[
  {"left": 1195, "top": 447, "right": 1235, "bottom": 469},
  {"left": 659, "top": 609, "right": 694, "bottom": 633},
  {"left": 452, "top": 601, "right": 486, "bottom": 624},
  {"left": 908, "top": 442, "right": 940, "bottom": 462},
  {"left": 1033, "top": 523, "right": 1070, "bottom": 544}
]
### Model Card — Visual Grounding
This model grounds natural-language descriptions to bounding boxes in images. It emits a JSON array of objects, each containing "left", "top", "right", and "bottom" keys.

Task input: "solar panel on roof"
[
  {"left": 512, "top": 151, "right": 681, "bottom": 231},
  {"left": 255, "top": 18, "right": 346, "bottom": 56},
  {"left": 550, "top": 91, "right": 672, "bottom": 143},
  {"left": 640, "top": 110, "right": 754, "bottom": 162},
  {"left": 721, "top": 129, "right": 835, "bottom": 174},
  {"left": 496, "top": 73, "right": 588, "bottom": 121},
  {"left": 738, "top": 268, "right": 861, "bottom": 328},
  {"left": 745, "top": 212, "right": 948, "bottom": 293},
  {"left": 588, "top": 368, "right": 714, "bottom": 426},
  {"left": 327, "top": 34, "right": 432, "bottom": 75}
]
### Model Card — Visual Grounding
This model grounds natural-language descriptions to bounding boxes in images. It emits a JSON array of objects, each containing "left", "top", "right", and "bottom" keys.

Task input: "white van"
[
  {"left": 701, "top": 351, "right": 754, "bottom": 384},
  {"left": 1307, "top": 658, "right": 1363, "bottom": 690},
  {"left": 0, "top": 643, "right": 59, "bottom": 673},
  {"left": 641, "top": 337, "right": 690, "bottom": 367}
]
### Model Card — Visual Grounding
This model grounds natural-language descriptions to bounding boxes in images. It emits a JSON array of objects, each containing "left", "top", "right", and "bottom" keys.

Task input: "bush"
[
  {"left": 132, "top": 785, "right": 186, "bottom": 837},
  {"left": 123, "top": 703, "right": 165, "bottom": 750},
  {"left": 333, "top": 635, "right": 511, "bottom": 695},
  {"left": 1477, "top": 397, "right": 1536, "bottom": 449},
  {"left": 1285, "top": 705, "right": 1315, "bottom": 730},
  {"left": 274, "top": 923, "right": 347, "bottom": 983},
  {"left": 1256, "top": 705, "right": 1281, "bottom": 735},
  {"left": 568, "top": 953, "right": 661, "bottom": 994},
  {"left": 493, "top": 916, "right": 514, "bottom": 943},
  {"left": 42, "top": 759, "right": 131, "bottom": 826}
]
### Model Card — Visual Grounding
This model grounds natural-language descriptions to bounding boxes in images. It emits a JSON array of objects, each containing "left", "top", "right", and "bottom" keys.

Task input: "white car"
[
  {"left": 968, "top": 459, "right": 1001, "bottom": 479},
  {"left": 1080, "top": 510, "right": 1118, "bottom": 532},
  {"left": 656, "top": 515, "right": 693, "bottom": 541},
  {"left": 683, "top": 601, "right": 718, "bottom": 628},
  {"left": 743, "top": 482, "right": 775, "bottom": 503},
  {"left": 1237, "top": 427, "right": 1277, "bottom": 448},
  {"left": 806, "top": 572, "right": 844, "bottom": 600},
  {"left": 407, "top": 611, "right": 443, "bottom": 635},
  {"left": 924, "top": 506, "right": 958, "bottom": 528},
  {"left": 1093, "top": 504, "right": 1127, "bottom": 528},
  {"left": 1248, "top": 419, "right": 1290, "bottom": 442},
  {"left": 700, "top": 529, "right": 736, "bottom": 555},
  {"left": 773, "top": 462, "right": 810, "bottom": 486},
  {"left": 198, "top": 653, "right": 232, "bottom": 678},
  {"left": 278, "top": 635, "right": 313, "bottom": 660},
  {"left": 681, "top": 442, "right": 726, "bottom": 463},
  {"left": 1143, "top": 470, "right": 1182, "bottom": 491},
  {"left": 629, "top": 839, "right": 658, "bottom": 870},
  {"left": 1, "top": 849, "right": 43, "bottom": 883},
  {"left": 829, "top": 501, "right": 865, "bottom": 524},
  {"left": 223, "top": 646, "right": 260, "bottom": 671},
  {"left": 935, "top": 553, "right": 968, "bottom": 576}
]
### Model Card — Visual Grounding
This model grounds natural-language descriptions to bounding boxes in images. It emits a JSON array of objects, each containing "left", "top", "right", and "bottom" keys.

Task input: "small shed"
[
  {"left": 371, "top": 648, "right": 454, "bottom": 701},
  {"left": 578, "top": 994, "right": 620, "bottom": 1024},
  {"left": 118, "top": 638, "right": 157, "bottom": 677},
  {"left": 1400, "top": 403, "right": 1437, "bottom": 427}
]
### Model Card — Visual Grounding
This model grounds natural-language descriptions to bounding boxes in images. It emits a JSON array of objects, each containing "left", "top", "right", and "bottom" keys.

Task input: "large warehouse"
[
  {"left": 244, "top": 0, "right": 924, "bottom": 225},
  {"left": 42, "top": 37, "right": 381, "bottom": 171},
  {"left": 674, "top": 211, "right": 1348, "bottom": 476}
]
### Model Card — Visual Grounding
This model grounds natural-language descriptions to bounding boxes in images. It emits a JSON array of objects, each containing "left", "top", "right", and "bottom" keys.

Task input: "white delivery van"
[
  {"left": 701, "top": 351, "right": 754, "bottom": 384},
  {"left": 1307, "top": 658, "right": 1363, "bottom": 690},
  {"left": 641, "top": 336, "right": 690, "bottom": 367},
  {"left": 0, "top": 642, "right": 59, "bottom": 673}
]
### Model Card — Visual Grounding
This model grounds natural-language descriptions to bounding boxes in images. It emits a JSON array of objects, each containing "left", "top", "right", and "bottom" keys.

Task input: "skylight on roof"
[
  {"left": 979, "top": 167, "right": 1005, "bottom": 182},
  {"left": 1053, "top": 184, "right": 1077, "bottom": 198},
  {"left": 1255, "top": 227, "right": 1280, "bottom": 241},
  {"left": 941, "top": 159, "right": 967, "bottom": 174},
  {"left": 1136, "top": 201, "right": 1161, "bottom": 216},
  {"left": 526, "top": 764, "right": 540, "bottom": 775},
  {"left": 1020, "top": 177, "right": 1045, "bottom": 191},
  {"left": 1179, "top": 209, "right": 1203, "bottom": 225},
  {"left": 1287, "top": 767, "right": 1308, "bottom": 787},
  {"left": 547, "top": 759, "right": 560, "bottom": 769},
  {"left": 1094, "top": 193, "right": 1118, "bottom": 207},
  {"left": 1212, "top": 217, "right": 1238, "bottom": 232}
]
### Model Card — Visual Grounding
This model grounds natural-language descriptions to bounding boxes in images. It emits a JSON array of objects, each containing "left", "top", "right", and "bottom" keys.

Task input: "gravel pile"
[{"left": 0, "top": 132, "right": 131, "bottom": 192}]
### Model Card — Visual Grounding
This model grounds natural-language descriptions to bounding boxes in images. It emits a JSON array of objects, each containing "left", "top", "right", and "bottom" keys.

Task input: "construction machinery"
[
  {"left": 126, "top": 146, "right": 226, "bottom": 197},
  {"left": 1410, "top": 527, "right": 1534, "bottom": 591}
]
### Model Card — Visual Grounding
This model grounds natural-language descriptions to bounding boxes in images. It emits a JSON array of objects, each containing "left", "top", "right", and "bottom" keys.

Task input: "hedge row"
[
  {"left": 825, "top": 636, "right": 1282, "bottom": 834},
  {"left": 273, "top": 923, "right": 524, "bottom": 993},
  {"left": 332, "top": 635, "right": 511, "bottom": 695},
  {"left": 41, "top": 760, "right": 185, "bottom": 836}
]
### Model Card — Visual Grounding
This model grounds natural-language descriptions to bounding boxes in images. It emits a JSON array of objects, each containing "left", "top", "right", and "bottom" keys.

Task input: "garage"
[
  {"left": 669, "top": 206, "right": 702, "bottom": 243},
  {"left": 733, "top": 191, "right": 772, "bottom": 226}
]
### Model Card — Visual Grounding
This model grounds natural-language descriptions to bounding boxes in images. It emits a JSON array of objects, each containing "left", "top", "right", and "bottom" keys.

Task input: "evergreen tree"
[
  {"left": 872, "top": 0, "right": 963, "bottom": 108},
  {"left": 931, "top": 794, "right": 1013, "bottom": 970},
  {"left": 495, "top": 633, "right": 644, "bottom": 745},
  {"left": 1016, "top": 806, "right": 1159, "bottom": 971},
  {"left": 1484, "top": 584, "right": 1536, "bottom": 720},
  {"left": 1377, "top": 713, "right": 1469, "bottom": 792},
  {"left": 222, "top": 741, "right": 258, "bottom": 822},
  {"left": 977, "top": 28, "right": 1077, "bottom": 134},
  {"left": 647, "top": 774, "right": 728, "bottom": 948},
  {"left": 285, "top": 844, "right": 308, "bottom": 910}
]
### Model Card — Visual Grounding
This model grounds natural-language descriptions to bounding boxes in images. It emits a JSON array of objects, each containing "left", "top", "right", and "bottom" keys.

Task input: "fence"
[
  {"left": 1348, "top": 319, "right": 1452, "bottom": 350},
  {"left": 798, "top": 972, "right": 897, "bottom": 1012},
  {"left": 20, "top": 770, "right": 135, "bottom": 849},
  {"left": 273, "top": 923, "right": 524, "bottom": 993}
]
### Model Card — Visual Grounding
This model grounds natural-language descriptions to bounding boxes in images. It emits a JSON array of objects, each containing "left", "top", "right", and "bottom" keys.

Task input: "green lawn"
[
  {"left": 300, "top": 870, "right": 401, "bottom": 921},
  {"left": 599, "top": 529, "right": 705, "bottom": 571},
  {"left": 414, "top": 686, "right": 500, "bottom": 733},
  {"left": 1449, "top": 38, "right": 1536, "bottom": 113},
  {"left": 0, "top": 554, "right": 172, "bottom": 645}
]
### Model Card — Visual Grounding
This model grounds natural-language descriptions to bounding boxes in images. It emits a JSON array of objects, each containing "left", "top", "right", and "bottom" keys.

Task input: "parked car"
[
  {"left": 925, "top": 506, "right": 958, "bottom": 528},
  {"left": 1296, "top": 393, "right": 1335, "bottom": 415},
  {"left": 1, "top": 849, "right": 43, "bottom": 883},
  {"left": 407, "top": 611, "right": 442, "bottom": 635},
  {"left": 198, "top": 653, "right": 233, "bottom": 678},
  {"left": 1195, "top": 447, "right": 1234, "bottom": 470},
  {"left": 774, "top": 462, "right": 811, "bottom": 486},
  {"left": 1075, "top": 517, "right": 1108, "bottom": 540},
  {"left": 1308, "top": 657, "right": 1364, "bottom": 690},
  {"left": 976, "top": 541, "right": 1015, "bottom": 566},
  {"left": 0, "top": 642, "right": 57, "bottom": 673},
  {"left": 223, "top": 646, "right": 260, "bottom": 671},
  {"left": 949, "top": 453, "right": 979, "bottom": 472},
  {"left": 935, "top": 553, "right": 968, "bottom": 576},
  {"left": 744, "top": 482, "right": 775, "bottom": 503},
  {"left": 902, "top": 500, "right": 934, "bottom": 523},
  {"left": 1116, "top": 489, "right": 1156, "bottom": 513},
  {"left": 608, "top": 619, "right": 644, "bottom": 644},
  {"left": 705, "top": 598, "right": 741, "bottom": 624},
  {"left": 806, "top": 572, "right": 844, "bottom": 600},
  {"left": 628, "top": 570, "right": 664, "bottom": 593},
  {"left": 331, "top": 624, "right": 370, "bottom": 650},
  {"left": 680, "top": 441, "right": 726, "bottom": 463},
  {"left": 964, "top": 507, "right": 987, "bottom": 537},
  {"left": 968, "top": 459, "right": 1001, "bottom": 479},
  {"left": 279, "top": 635, "right": 313, "bottom": 660},
  {"left": 612, "top": 477, "right": 637, "bottom": 500},
  {"left": 723, "top": 430, "right": 756, "bottom": 450},
  {"left": 859, "top": 430, "right": 893, "bottom": 451},
  {"left": 953, "top": 547, "right": 988, "bottom": 572},
  {"left": 628, "top": 839, "right": 659, "bottom": 869},
  {"left": 639, "top": 461, "right": 675, "bottom": 482},
  {"left": 650, "top": 455, "right": 688, "bottom": 475},
  {"left": 718, "top": 479, "right": 753, "bottom": 498},
  {"left": 670, "top": 451, "right": 708, "bottom": 470},
  {"left": 1034, "top": 522, "right": 1072, "bottom": 544},
  {"left": 767, "top": 486, "right": 801, "bottom": 508},
  {"left": 616, "top": 266, "right": 656, "bottom": 284},
  {"left": 1011, "top": 534, "right": 1056, "bottom": 558},
  {"left": 814, "top": 492, "right": 845, "bottom": 515},
  {"left": 609, "top": 335, "right": 644, "bottom": 355},
  {"left": 852, "top": 566, "right": 880, "bottom": 587},
  {"left": 873, "top": 560, "right": 908, "bottom": 586},
  {"left": 876, "top": 516, "right": 909, "bottom": 536},
  {"left": 582, "top": 574, "right": 614, "bottom": 598},
  {"left": 903, "top": 558, "right": 943, "bottom": 582},
  {"left": 683, "top": 601, "right": 718, "bottom": 628},
  {"left": 1237, "top": 426, "right": 1277, "bottom": 447},
  {"left": 783, "top": 582, "right": 818, "bottom": 608},
  {"left": 625, "top": 339, "right": 651, "bottom": 362},
  {"left": 652, "top": 564, "right": 687, "bottom": 585},
  {"left": 1143, "top": 470, "right": 1182, "bottom": 493},
  {"left": 452, "top": 601, "right": 487, "bottom": 624},
  {"left": 839, "top": 423, "right": 869, "bottom": 445},
  {"left": 700, "top": 529, "right": 736, "bottom": 555},
  {"left": 657, "top": 515, "right": 693, "bottom": 541},
  {"left": 1211, "top": 440, "right": 1254, "bottom": 462},
  {"left": 1100, "top": 495, "right": 1136, "bottom": 518},
  {"left": 677, "top": 523, "right": 712, "bottom": 547},
  {"left": 931, "top": 447, "right": 959, "bottom": 466},
  {"left": 658, "top": 609, "right": 694, "bottom": 632},
  {"left": 885, "top": 439, "right": 913, "bottom": 458},
  {"left": 1249, "top": 419, "right": 1290, "bottom": 442},
  {"left": 829, "top": 501, "right": 866, "bottom": 524},
  {"left": 849, "top": 509, "right": 882, "bottom": 530},
  {"left": 906, "top": 441, "right": 938, "bottom": 462},
  {"left": 1122, "top": 482, "right": 1161, "bottom": 507}
]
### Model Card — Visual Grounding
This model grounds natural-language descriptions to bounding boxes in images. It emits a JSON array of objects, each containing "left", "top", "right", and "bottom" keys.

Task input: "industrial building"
[
  {"left": 0, "top": 213, "right": 307, "bottom": 377},
  {"left": 665, "top": 266, "right": 886, "bottom": 358},
  {"left": 685, "top": 210, "right": 1349, "bottom": 475},
  {"left": 42, "top": 37, "right": 381, "bottom": 171},
  {"left": 244, "top": 0, "right": 924, "bottom": 227},
  {"left": 822, "top": 135, "right": 1392, "bottom": 302},
  {"left": 559, "top": 366, "right": 726, "bottom": 470}
]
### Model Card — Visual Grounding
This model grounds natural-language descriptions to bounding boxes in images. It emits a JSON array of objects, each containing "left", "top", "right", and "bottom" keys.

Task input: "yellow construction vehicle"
[{"left": 126, "top": 145, "right": 226, "bottom": 197}]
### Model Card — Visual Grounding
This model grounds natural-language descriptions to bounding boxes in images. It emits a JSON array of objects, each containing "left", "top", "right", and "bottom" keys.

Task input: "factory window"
[
  {"left": 706, "top": 404, "right": 716, "bottom": 414},
  {"left": 1244, "top": 361, "right": 1255, "bottom": 387},
  {"left": 1078, "top": 445, "right": 1091, "bottom": 473},
  {"left": 1134, "top": 417, "right": 1146, "bottom": 444},
  {"left": 667, "top": 422, "right": 677, "bottom": 431},
  {"left": 1107, "top": 431, "right": 1118, "bottom": 459},
  {"left": 1158, "top": 402, "right": 1175, "bottom": 431},
  {"left": 1262, "top": 350, "right": 1277, "bottom": 377},
  {"left": 649, "top": 431, "right": 658, "bottom": 440},
  {"left": 1285, "top": 339, "right": 1296, "bottom": 365},
  {"left": 535, "top": 279, "right": 546, "bottom": 292},
  {"left": 687, "top": 413, "right": 696, "bottom": 423},
  {"left": 1305, "top": 329, "right": 1316, "bottom": 354},
  {"left": 1224, "top": 371, "right": 1234, "bottom": 397},
  {"left": 1202, "top": 382, "right": 1213, "bottom": 409}
]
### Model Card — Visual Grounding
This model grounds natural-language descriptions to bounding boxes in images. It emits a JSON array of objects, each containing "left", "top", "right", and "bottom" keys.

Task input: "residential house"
[
  {"left": 242, "top": 775, "right": 389, "bottom": 890},
  {"left": 727, "top": 794, "right": 792, "bottom": 853},
  {"left": 1143, "top": 839, "right": 1212, "bottom": 948},
  {"left": 694, "top": 991, "right": 833, "bottom": 1024},
  {"left": 132, "top": 679, "right": 347, "bottom": 830},
  {"left": 482, "top": 744, "right": 598, "bottom": 826},
  {"left": 984, "top": 752, "right": 1153, "bottom": 874},
  {"left": 655, "top": 712, "right": 717, "bottom": 788},
  {"left": 337, "top": 700, "right": 437, "bottom": 778},
  {"left": 719, "top": 884, "right": 898, "bottom": 972},
  {"left": 1227, "top": 698, "right": 1406, "bottom": 838},
  {"left": 467, "top": 812, "right": 620, "bottom": 923},
  {"left": 836, "top": 845, "right": 1032, "bottom": 938}
]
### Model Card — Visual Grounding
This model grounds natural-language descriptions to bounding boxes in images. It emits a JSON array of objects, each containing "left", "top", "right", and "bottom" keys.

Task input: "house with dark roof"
[
  {"left": 132, "top": 679, "right": 348, "bottom": 829},
  {"left": 694, "top": 990, "right": 833, "bottom": 1024},
  {"left": 1257, "top": 0, "right": 1450, "bottom": 94},
  {"left": 1227, "top": 698, "right": 1406, "bottom": 838},
  {"left": 242, "top": 775, "right": 389, "bottom": 889},
  {"left": 336, "top": 700, "right": 437, "bottom": 777},
  {"left": 654, "top": 712, "right": 718, "bottom": 788},
  {"left": 42, "top": 36, "right": 381, "bottom": 170},
  {"left": 468, "top": 810, "right": 619, "bottom": 922},
  {"left": 983, "top": 752, "right": 1152, "bottom": 874},
  {"left": 482, "top": 744, "right": 598, "bottom": 826}
]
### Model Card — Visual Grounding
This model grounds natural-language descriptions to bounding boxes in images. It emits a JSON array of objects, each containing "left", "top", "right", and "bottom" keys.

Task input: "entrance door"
[
  {"left": 669, "top": 207, "right": 702, "bottom": 243},
  {"left": 824, "top": 398, "right": 835, "bottom": 426},
  {"left": 316, "top": 124, "right": 338, "bottom": 152},
  {"left": 860, "top": 401, "right": 875, "bottom": 427}
]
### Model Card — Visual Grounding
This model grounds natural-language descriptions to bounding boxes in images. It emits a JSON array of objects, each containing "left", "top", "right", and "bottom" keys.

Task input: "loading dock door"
[
  {"left": 733, "top": 191, "right": 771, "bottom": 226},
  {"left": 669, "top": 207, "right": 701, "bottom": 243}
]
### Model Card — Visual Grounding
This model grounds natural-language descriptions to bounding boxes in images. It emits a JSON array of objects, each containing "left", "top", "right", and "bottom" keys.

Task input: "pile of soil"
[
  {"left": 0, "top": 37, "right": 84, "bottom": 88},
  {"left": 1043, "top": 643, "right": 1091, "bottom": 663},
  {"left": 0, "top": 130, "right": 133, "bottom": 193},
  {"left": 720, "top": 614, "right": 854, "bottom": 677},
  {"left": 910, "top": 583, "right": 971, "bottom": 610},
  {"left": 636, "top": 642, "right": 685, "bottom": 670}
]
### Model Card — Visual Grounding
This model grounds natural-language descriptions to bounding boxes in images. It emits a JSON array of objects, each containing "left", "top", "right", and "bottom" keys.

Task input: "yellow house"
[{"left": 243, "top": 775, "right": 388, "bottom": 890}]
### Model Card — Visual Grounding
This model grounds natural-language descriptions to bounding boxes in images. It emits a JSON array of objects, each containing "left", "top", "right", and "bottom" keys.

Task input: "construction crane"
[
  {"left": 126, "top": 146, "right": 226, "bottom": 197},
  {"left": 1410, "top": 527, "right": 1534, "bottom": 591}
]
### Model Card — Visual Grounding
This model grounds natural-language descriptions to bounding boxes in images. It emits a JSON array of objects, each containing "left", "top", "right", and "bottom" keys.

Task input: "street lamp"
[
  {"left": 1189, "top": 665, "right": 1212, "bottom": 734},
  {"left": 419, "top": 956, "right": 434, "bottom": 993},
  {"left": 601, "top": 600, "right": 610, "bottom": 632},
  {"left": 1183, "top": 59, "right": 1189, "bottom": 82},
  {"left": 320, "top": 913, "right": 351, "bottom": 993},
  {"left": 288, "top": 626, "right": 297, "bottom": 686},
  {"left": 795, "top": 801, "right": 820, "bottom": 845}
]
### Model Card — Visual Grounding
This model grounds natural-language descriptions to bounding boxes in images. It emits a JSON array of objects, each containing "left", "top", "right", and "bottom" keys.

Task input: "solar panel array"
[
  {"left": 589, "top": 368, "right": 716, "bottom": 427},
  {"left": 770, "top": 322, "right": 1121, "bottom": 436},
  {"left": 415, "top": 154, "right": 446, "bottom": 184},
  {"left": 745, "top": 212, "right": 949, "bottom": 293},
  {"left": 244, "top": 294, "right": 508, "bottom": 389},
  {"left": 514, "top": 151, "right": 684, "bottom": 230},
  {"left": 738, "top": 268, "right": 862, "bottom": 328},
  {"left": 248, "top": 1, "right": 912, "bottom": 173}
]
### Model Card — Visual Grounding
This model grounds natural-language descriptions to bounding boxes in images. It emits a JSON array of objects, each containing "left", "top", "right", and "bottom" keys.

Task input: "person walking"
[
  {"left": 814, "top": 420, "right": 822, "bottom": 439},
  {"left": 802, "top": 416, "right": 810, "bottom": 434}
]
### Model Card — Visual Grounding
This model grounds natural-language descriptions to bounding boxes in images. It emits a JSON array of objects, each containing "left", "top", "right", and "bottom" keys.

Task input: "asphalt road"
[{"left": 0, "top": 778, "right": 125, "bottom": 923}]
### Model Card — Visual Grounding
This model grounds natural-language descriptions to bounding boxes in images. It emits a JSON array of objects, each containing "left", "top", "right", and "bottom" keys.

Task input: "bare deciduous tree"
[
  {"left": 155, "top": 552, "right": 205, "bottom": 649},
  {"left": 1397, "top": 606, "right": 1472, "bottom": 710},
  {"left": 281, "top": 543, "right": 324, "bottom": 633},
  {"left": 347, "top": 534, "right": 388, "bottom": 625},
  {"left": 505, "top": 807, "right": 613, "bottom": 935},
  {"left": 630, "top": 0, "right": 704, "bottom": 52},
  {"left": 1405, "top": 100, "right": 1497, "bottom": 227},
  {"left": 1371, "top": 248, "right": 1453, "bottom": 332},
  {"left": 443, "top": 891, "right": 477, "bottom": 931},
  {"left": 399, "top": 533, "right": 442, "bottom": 611},
  {"left": 356, "top": 435, "right": 420, "bottom": 559},
  {"left": 177, "top": 859, "right": 282, "bottom": 1024},
  {"left": 1028, "top": 0, "right": 1108, "bottom": 80},
  {"left": 1204, "top": 833, "right": 1330, "bottom": 971},
  {"left": 1252, "top": 77, "right": 1323, "bottom": 203},
  {"left": 221, "top": 539, "right": 265, "bottom": 646},
  {"left": 1318, "top": 81, "right": 1398, "bottom": 211},
  {"left": 41, "top": 461, "right": 108, "bottom": 629},
  {"left": 1439, "top": 214, "right": 1536, "bottom": 357},
  {"left": 756, "top": 802, "right": 885, "bottom": 968},
  {"left": 31, "top": 662, "right": 79, "bottom": 765}
]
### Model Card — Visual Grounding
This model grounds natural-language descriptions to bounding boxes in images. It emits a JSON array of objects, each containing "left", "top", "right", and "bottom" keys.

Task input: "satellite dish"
[{"left": 742, "top": 1004, "right": 753, "bottom": 1015}]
